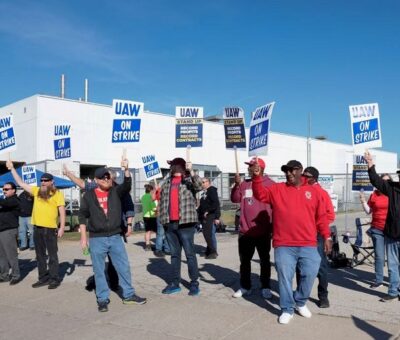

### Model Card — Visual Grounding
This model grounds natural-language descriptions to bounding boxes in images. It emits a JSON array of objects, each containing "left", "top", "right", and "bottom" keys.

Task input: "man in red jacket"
[
  {"left": 231, "top": 157, "right": 274, "bottom": 299},
  {"left": 252, "top": 160, "right": 331, "bottom": 324},
  {"left": 302, "top": 167, "right": 335, "bottom": 308}
]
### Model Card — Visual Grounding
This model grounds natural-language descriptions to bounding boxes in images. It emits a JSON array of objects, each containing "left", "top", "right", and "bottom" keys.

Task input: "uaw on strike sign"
[
  {"left": 248, "top": 102, "right": 275, "bottom": 156},
  {"left": 349, "top": 103, "right": 382, "bottom": 151},
  {"left": 111, "top": 99, "right": 142, "bottom": 144}
]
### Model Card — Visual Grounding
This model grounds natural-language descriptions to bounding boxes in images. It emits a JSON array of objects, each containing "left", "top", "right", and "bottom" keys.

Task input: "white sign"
[
  {"left": 319, "top": 175, "right": 334, "bottom": 195},
  {"left": 22, "top": 165, "right": 37, "bottom": 186},
  {"left": 248, "top": 102, "right": 275, "bottom": 156},
  {"left": 141, "top": 154, "right": 162, "bottom": 180},
  {"left": 349, "top": 103, "right": 382, "bottom": 151},
  {"left": 0, "top": 115, "right": 17, "bottom": 154},
  {"left": 112, "top": 99, "right": 143, "bottom": 144},
  {"left": 175, "top": 106, "right": 204, "bottom": 119}
]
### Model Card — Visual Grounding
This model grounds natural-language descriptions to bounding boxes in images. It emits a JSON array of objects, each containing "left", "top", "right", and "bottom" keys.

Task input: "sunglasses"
[
  {"left": 302, "top": 174, "right": 314, "bottom": 178},
  {"left": 100, "top": 175, "right": 111, "bottom": 180},
  {"left": 2, "top": 188, "right": 12, "bottom": 191},
  {"left": 41, "top": 179, "right": 51, "bottom": 182},
  {"left": 285, "top": 167, "right": 301, "bottom": 173}
]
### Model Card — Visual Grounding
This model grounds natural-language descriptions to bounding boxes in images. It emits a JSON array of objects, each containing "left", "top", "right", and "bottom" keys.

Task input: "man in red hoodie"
[
  {"left": 231, "top": 157, "right": 275, "bottom": 299},
  {"left": 252, "top": 160, "right": 331, "bottom": 324},
  {"left": 302, "top": 167, "right": 335, "bottom": 308}
]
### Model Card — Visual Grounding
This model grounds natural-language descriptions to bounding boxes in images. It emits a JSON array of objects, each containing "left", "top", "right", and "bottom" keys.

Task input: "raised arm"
[
  {"left": 63, "top": 164, "right": 85, "bottom": 189},
  {"left": 6, "top": 160, "right": 32, "bottom": 194},
  {"left": 364, "top": 151, "right": 391, "bottom": 196}
]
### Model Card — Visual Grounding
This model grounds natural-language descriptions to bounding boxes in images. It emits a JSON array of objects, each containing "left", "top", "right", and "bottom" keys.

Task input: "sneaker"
[
  {"left": 318, "top": 298, "right": 330, "bottom": 308},
  {"left": 278, "top": 312, "right": 294, "bottom": 324},
  {"left": 296, "top": 305, "right": 312, "bottom": 318},
  {"left": 380, "top": 294, "right": 399, "bottom": 302},
  {"left": 48, "top": 281, "right": 61, "bottom": 289},
  {"left": 370, "top": 282, "right": 383, "bottom": 289},
  {"left": 154, "top": 250, "right": 165, "bottom": 258},
  {"left": 98, "top": 300, "right": 109, "bottom": 312},
  {"left": 188, "top": 285, "right": 200, "bottom": 296},
  {"left": 205, "top": 253, "right": 218, "bottom": 260},
  {"left": 162, "top": 284, "right": 182, "bottom": 295},
  {"left": 232, "top": 288, "right": 251, "bottom": 298},
  {"left": 32, "top": 280, "right": 49, "bottom": 288},
  {"left": 9, "top": 278, "right": 21, "bottom": 286},
  {"left": 123, "top": 294, "right": 147, "bottom": 305},
  {"left": 261, "top": 288, "right": 272, "bottom": 299}
]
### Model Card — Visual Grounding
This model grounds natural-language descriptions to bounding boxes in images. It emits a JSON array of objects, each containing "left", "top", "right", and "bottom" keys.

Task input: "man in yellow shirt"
[{"left": 7, "top": 160, "right": 66, "bottom": 289}]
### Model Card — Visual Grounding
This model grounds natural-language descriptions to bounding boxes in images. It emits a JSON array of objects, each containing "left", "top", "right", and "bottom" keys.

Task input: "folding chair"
[{"left": 342, "top": 217, "right": 375, "bottom": 267}]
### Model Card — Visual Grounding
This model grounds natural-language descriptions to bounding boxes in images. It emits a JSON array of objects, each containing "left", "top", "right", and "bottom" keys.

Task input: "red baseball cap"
[{"left": 244, "top": 157, "right": 266, "bottom": 169}]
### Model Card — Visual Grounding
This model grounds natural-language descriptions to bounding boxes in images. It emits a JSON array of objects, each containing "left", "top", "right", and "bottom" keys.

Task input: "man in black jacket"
[
  {"left": 0, "top": 182, "right": 21, "bottom": 285},
  {"left": 79, "top": 158, "right": 146, "bottom": 312},
  {"left": 365, "top": 151, "right": 400, "bottom": 302},
  {"left": 198, "top": 177, "right": 221, "bottom": 259}
]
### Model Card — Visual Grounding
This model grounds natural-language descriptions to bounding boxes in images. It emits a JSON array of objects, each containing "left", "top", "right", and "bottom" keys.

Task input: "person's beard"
[{"left": 38, "top": 186, "right": 54, "bottom": 200}]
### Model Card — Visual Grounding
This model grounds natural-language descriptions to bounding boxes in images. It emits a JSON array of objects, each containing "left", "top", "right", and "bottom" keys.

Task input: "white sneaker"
[
  {"left": 261, "top": 288, "right": 272, "bottom": 299},
  {"left": 278, "top": 312, "right": 293, "bottom": 324},
  {"left": 232, "top": 288, "right": 251, "bottom": 298},
  {"left": 296, "top": 305, "right": 312, "bottom": 318}
]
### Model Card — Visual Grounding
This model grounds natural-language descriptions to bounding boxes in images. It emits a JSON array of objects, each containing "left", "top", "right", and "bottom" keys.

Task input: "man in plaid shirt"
[{"left": 158, "top": 157, "right": 202, "bottom": 296}]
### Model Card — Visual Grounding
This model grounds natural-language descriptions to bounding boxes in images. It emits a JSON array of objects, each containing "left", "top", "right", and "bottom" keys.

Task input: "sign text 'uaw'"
[
  {"left": 22, "top": 165, "right": 37, "bottom": 185},
  {"left": 175, "top": 106, "right": 203, "bottom": 148},
  {"left": 112, "top": 99, "right": 143, "bottom": 144},
  {"left": 248, "top": 102, "right": 275, "bottom": 156},
  {"left": 352, "top": 154, "right": 374, "bottom": 192},
  {"left": 349, "top": 103, "right": 382, "bottom": 150},
  {"left": 54, "top": 124, "right": 72, "bottom": 160}
]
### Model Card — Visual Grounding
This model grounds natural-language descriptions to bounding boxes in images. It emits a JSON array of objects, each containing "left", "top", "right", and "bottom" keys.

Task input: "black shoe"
[
  {"left": 205, "top": 253, "right": 218, "bottom": 260},
  {"left": 32, "top": 280, "right": 49, "bottom": 288},
  {"left": 123, "top": 294, "right": 147, "bottom": 305},
  {"left": 318, "top": 298, "right": 330, "bottom": 308},
  {"left": 48, "top": 281, "right": 60, "bottom": 289},
  {"left": 19, "top": 247, "right": 28, "bottom": 251},
  {"left": 29, "top": 247, "right": 35, "bottom": 251},
  {"left": 154, "top": 250, "right": 165, "bottom": 258},
  {"left": 369, "top": 282, "right": 383, "bottom": 289},
  {"left": 0, "top": 277, "right": 10, "bottom": 283},
  {"left": 98, "top": 300, "right": 110, "bottom": 312},
  {"left": 9, "top": 278, "right": 21, "bottom": 286},
  {"left": 163, "top": 251, "right": 171, "bottom": 256},
  {"left": 380, "top": 294, "right": 399, "bottom": 302}
]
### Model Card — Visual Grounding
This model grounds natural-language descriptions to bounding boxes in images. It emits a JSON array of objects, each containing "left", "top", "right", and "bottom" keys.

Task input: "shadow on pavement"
[{"left": 352, "top": 315, "right": 393, "bottom": 340}]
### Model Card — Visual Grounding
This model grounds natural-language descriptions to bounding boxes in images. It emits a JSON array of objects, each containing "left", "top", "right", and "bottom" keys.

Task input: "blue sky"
[{"left": 0, "top": 0, "right": 399, "bottom": 156}]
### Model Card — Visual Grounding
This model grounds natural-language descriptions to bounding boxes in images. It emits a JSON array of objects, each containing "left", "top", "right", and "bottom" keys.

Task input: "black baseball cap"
[
  {"left": 281, "top": 160, "right": 303, "bottom": 173},
  {"left": 167, "top": 157, "right": 186, "bottom": 168},
  {"left": 94, "top": 167, "right": 111, "bottom": 179},
  {"left": 303, "top": 166, "right": 319, "bottom": 180},
  {"left": 41, "top": 173, "right": 54, "bottom": 181}
]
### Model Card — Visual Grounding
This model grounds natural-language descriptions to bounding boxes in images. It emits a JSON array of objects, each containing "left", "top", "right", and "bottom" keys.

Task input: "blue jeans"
[
  {"left": 155, "top": 218, "right": 170, "bottom": 252},
  {"left": 368, "top": 227, "right": 385, "bottom": 284},
  {"left": 385, "top": 236, "right": 400, "bottom": 297},
  {"left": 19, "top": 217, "right": 34, "bottom": 248},
  {"left": 275, "top": 246, "right": 321, "bottom": 314},
  {"left": 165, "top": 222, "right": 199, "bottom": 287},
  {"left": 89, "top": 234, "right": 135, "bottom": 303}
]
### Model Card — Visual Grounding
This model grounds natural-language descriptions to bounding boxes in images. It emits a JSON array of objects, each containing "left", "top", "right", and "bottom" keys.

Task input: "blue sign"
[
  {"left": 144, "top": 161, "right": 161, "bottom": 179},
  {"left": 112, "top": 119, "right": 141, "bottom": 143},
  {"left": 352, "top": 118, "right": 380, "bottom": 145},
  {"left": 54, "top": 137, "right": 71, "bottom": 160},
  {"left": 0, "top": 116, "right": 17, "bottom": 153},
  {"left": 249, "top": 120, "right": 269, "bottom": 152},
  {"left": 248, "top": 102, "right": 275, "bottom": 156},
  {"left": 175, "top": 122, "right": 203, "bottom": 148}
]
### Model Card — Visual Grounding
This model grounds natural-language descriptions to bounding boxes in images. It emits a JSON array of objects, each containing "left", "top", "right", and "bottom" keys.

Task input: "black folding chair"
[{"left": 342, "top": 217, "right": 375, "bottom": 267}]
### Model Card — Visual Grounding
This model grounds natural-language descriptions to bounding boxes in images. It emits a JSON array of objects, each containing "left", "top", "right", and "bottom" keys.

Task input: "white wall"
[{"left": 0, "top": 95, "right": 397, "bottom": 175}]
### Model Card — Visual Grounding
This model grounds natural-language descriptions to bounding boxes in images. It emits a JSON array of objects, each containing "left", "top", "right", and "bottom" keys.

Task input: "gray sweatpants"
[{"left": 0, "top": 228, "right": 20, "bottom": 280}]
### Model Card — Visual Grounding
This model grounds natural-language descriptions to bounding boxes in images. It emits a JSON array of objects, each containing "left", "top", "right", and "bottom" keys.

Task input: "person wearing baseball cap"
[
  {"left": 302, "top": 166, "right": 335, "bottom": 308},
  {"left": 251, "top": 159, "right": 331, "bottom": 324},
  {"left": 231, "top": 157, "right": 274, "bottom": 299},
  {"left": 158, "top": 156, "right": 203, "bottom": 296},
  {"left": 6, "top": 160, "right": 66, "bottom": 290}
]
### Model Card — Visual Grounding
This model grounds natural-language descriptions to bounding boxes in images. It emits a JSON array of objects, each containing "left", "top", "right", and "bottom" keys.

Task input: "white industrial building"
[{"left": 0, "top": 94, "right": 398, "bottom": 208}]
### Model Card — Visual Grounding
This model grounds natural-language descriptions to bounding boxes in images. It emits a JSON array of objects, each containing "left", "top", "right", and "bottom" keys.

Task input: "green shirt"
[{"left": 141, "top": 193, "right": 156, "bottom": 218}]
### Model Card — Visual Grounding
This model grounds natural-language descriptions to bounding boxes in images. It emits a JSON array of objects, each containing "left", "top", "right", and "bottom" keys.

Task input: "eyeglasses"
[
  {"left": 41, "top": 179, "right": 51, "bottom": 182},
  {"left": 2, "top": 188, "right": 12, "bottom": 191}
]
